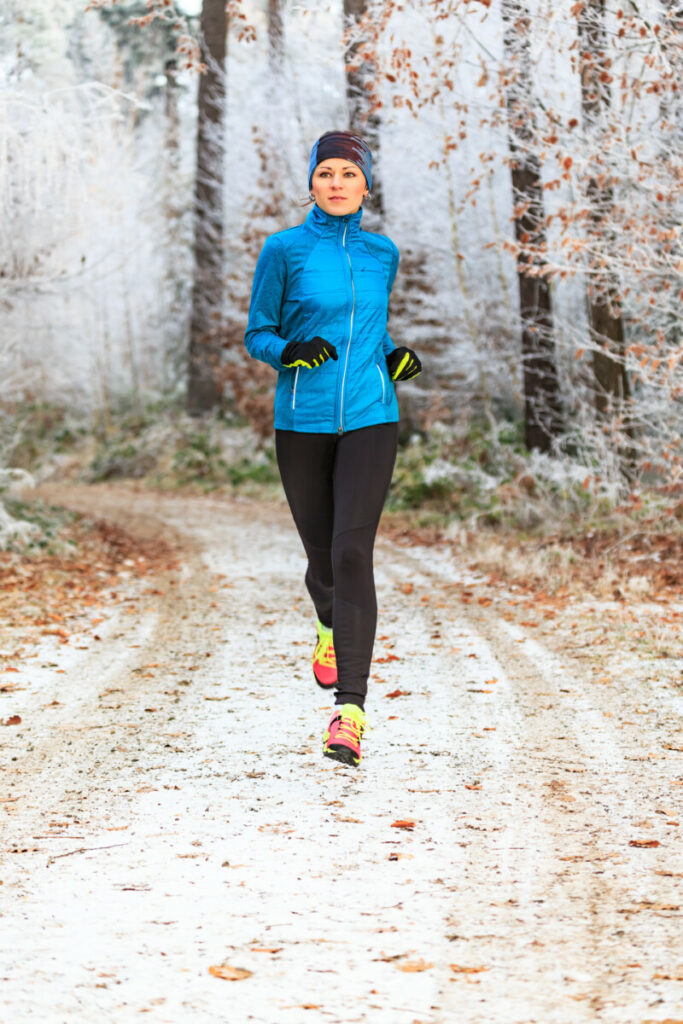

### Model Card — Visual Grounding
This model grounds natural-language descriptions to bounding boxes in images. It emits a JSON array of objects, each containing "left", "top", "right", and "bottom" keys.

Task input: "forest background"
[{"left": 1, "top": 0, "right": 682, "bottom": 583}]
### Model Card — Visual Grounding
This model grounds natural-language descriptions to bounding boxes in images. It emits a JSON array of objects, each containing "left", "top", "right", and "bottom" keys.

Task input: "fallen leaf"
[
  {"left": 391, "top": 819, "right": 415, "bottom": 830},
  {"left": 209, "top": 964, "right": 253, "bottom": 981},
  {"left": 385, "top": 689, "right": 411, "bottom": 699},
  {"left": 398, "top": 959, "right": 433, "bottom": 972},
  {"left": 375, "top": 653, "right": 400, "bottom": 664},
  {"left": 629, "top": 839, "right": 661, "bottom": 848},
  {"left": 388, "top": 852, "right": 414, "bottom": 861},
  {"left": 450, "top": 964, "right": 489, "bottom": 974},
  {"left": 465, "top": 784, "right": 482, "bottom": 791},
  {"left": 249, "top": 947, "right": 282, "bottom": 954},
  {"left": 1, "top": 715, "right": 22, "bottom": 726},
  {"left": 398, "top": 583, "right": 414, "bottom": 594}
]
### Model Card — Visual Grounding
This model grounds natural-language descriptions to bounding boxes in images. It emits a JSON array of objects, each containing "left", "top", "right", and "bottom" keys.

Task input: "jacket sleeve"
[
  {"left": 382, "top": 242, "right": 400, "bottom": 356},
  {"left": 244, "top": 236, "right": 292, "bottom": 370}
]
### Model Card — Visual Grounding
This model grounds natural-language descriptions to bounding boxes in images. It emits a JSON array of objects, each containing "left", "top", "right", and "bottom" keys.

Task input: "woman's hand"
[
  {"left": 386, "top": 347, "right": 422, "bottom": 382},
  {"left": 281, "top": 337, "right": 338, "bottom": 369}
]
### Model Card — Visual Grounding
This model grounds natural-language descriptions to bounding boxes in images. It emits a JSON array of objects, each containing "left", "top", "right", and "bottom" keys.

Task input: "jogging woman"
[{"left": 244, "top": 131, "right": 421, "bottom": 767}]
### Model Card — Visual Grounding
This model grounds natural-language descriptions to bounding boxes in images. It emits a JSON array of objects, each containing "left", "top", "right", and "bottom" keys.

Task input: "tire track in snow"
[{"left": 387, "top": 542, "right": 683, "bottom": 1023}]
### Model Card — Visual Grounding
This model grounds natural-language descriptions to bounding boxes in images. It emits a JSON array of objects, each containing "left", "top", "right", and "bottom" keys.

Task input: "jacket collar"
[{"left": 306, "top": 203, "right": 363, "bottom": 238}]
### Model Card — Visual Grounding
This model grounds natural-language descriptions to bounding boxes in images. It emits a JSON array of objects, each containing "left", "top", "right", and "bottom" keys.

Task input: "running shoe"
[
  {"left": 323, "top": 704, "right": 366, "bottom": 767},
  {"left": 312, "top": 620, "right": 337, "bottom": 689}
]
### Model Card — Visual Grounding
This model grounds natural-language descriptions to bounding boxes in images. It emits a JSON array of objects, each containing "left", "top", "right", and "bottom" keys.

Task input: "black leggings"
[{"left": 275, "top": 422, "right": 398, "bottom": 708}]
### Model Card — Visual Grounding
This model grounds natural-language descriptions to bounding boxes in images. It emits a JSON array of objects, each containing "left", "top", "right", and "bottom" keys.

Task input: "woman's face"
[{"left": 310, "top": 158, "right": 368, "bottom": 216}]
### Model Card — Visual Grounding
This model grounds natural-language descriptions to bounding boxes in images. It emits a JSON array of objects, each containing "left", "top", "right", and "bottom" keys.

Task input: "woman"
[{"left": 244, "top": 130, "right": 421, "bottom": 767}]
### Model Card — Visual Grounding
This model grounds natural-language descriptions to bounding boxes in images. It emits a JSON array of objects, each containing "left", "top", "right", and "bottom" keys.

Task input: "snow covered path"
[{"left": 1, "top": 486, "right": 682, "bottom": 1024}]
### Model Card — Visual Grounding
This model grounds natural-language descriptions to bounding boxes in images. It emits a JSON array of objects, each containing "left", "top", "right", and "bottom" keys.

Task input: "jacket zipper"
[
  {"left": 376, "top": 363, "right": 386, "bottom": 403},
  {"left": 338, "top": 220, "right": 355, "bottom": 434},
  {"left": 291, "top": 366, "right": 300, "bottom": 409}
]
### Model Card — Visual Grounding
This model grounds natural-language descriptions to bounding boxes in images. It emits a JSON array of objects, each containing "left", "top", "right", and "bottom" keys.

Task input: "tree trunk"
[
  {"left": 187, "top": 0, "right": 227, "bottom": 415},
  {"left": 343, "top": 0, "right": 384, "bottom": 227},
  {"left": 267, "top": 0, "right": 283, "bottom": 78},
  {"left": 502, "top": 0, "right": 562, "bottom": 452},
  {"left": 577, "top": 1, "right": 631, "bottom": 422}
]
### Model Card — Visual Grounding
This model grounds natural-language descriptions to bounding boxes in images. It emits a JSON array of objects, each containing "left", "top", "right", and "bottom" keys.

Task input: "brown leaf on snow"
[
  {"left": 375, "top": 653, "right": 400, "bottom": 664},
  {"left": 1, "top": 715, "right": 22, "bottom": 726},
  {"left": 619, "top": 902, "right": 680, "bottom": 913},
  {"left": 249, "top": 947, "right": 282, "bottom": 954},
  {"left": 398, "top": 959, "right": 433, "bottom": 972},
  {"left": 465, "top": 784, "right": 482, "bottom": 791},
  {"left": 385, "top": 689, "right": 411, "bottom": 699},
  {"left": 450, "top": 964, "right": 489, "bottom": 974},
  {"left": 391, "top": 819, "right": 416, "bottom": 830},
  {"left": 398, "top": 582, "right": 414, "bottom": 594},
  {"left": 388, "top": 852, "right": 414, "bottom": 861},
  {"left": 629, "top": 839, "right": 661, "bottom": 848},
  {"left": 208, "top": 964, "right": 253, "bottom": 981}
]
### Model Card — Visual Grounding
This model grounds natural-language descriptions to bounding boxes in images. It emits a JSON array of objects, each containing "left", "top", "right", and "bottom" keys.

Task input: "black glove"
[
  {"left": 281, "top": 337, "right": 338, "bottom": 369},
  {"left": 386, "top": 346, "right": 422, "bottom": 382}
]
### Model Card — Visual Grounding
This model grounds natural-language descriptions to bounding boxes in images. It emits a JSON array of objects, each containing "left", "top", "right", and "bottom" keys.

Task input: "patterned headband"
[{"left": 308, "top": 131, "right": 373, "bottom": 191}]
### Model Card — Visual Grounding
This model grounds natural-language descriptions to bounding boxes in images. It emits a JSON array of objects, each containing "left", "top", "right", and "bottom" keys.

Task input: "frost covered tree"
[
  {"left": 577, "top": 0, "right": 631, "bottom": 424},
  {"left": 343, "top": 0, "right": 385, "bottom": 224},
  {"left": 187, "top": 0, "right": 228, "bottom": 413},
  {"left": 502, "top": 0, "right": 562, "bottom": 451}
]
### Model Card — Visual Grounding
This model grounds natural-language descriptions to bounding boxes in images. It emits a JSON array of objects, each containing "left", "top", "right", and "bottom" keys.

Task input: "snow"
[{"left": 1, "top": 485, "right": 681, "bottom": 1023}]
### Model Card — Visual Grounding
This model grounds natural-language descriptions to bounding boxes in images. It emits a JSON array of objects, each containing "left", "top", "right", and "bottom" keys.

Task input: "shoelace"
[
  {"left": 316, "top": 639, "right": 336, "bottom": 669},
  {"left": 334, "top": 713, "right": 364, "bottom": 745}
]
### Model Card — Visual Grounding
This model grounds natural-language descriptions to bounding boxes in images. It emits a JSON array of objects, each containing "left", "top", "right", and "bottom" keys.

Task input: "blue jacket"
[{"left": 244, "top": 204, "right": 400, "bottom": 434}]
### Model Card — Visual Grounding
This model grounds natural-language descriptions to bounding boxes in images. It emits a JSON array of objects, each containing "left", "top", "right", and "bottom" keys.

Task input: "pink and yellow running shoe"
[
  {"left": 312, "top": 620, "right": 337, "bottom": 689},
  {"left": 322, "top": 704, "right": 367, "bottom": 767}
]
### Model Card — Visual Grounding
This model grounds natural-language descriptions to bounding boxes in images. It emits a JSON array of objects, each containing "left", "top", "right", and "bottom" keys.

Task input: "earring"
[
  {"left": 309, "top": 192, "right": 315, "bottom": 200},
  {"left": 365, "top": 191, "right": 372, "bottom": 199}
]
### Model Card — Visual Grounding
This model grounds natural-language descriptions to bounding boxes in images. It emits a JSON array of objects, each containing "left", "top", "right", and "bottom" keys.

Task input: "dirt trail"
[{"left": 1, "top": 484, "right": 682, "bottom": 1024}]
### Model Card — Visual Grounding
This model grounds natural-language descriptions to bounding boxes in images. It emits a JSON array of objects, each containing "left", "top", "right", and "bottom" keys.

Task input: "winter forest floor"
[{"left": 1, "top": 482, "right": 682, "bottom": 1024}]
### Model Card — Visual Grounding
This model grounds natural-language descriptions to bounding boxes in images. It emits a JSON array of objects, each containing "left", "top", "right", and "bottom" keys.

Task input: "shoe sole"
[
  {"left": 323, "top": 744, "right": 360, "bottom": 767},
  {"left": 313, "top": 669, "right": 336, "bottom": 690}
]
